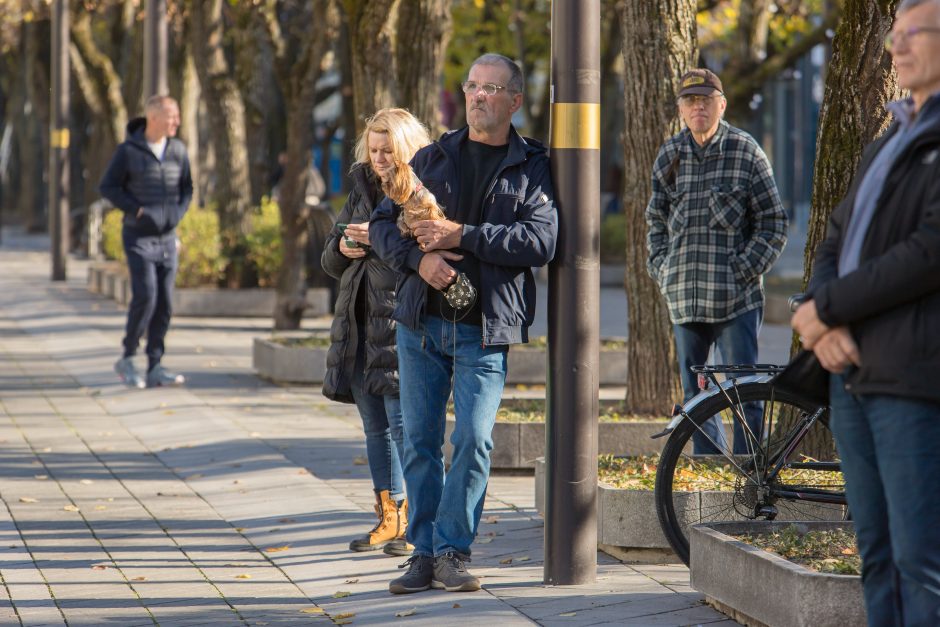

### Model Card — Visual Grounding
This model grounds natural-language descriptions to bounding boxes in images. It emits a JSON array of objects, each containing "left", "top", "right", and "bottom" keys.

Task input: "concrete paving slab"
[{"left": 0, "top": 235, "right": 739, "bottom": 626}]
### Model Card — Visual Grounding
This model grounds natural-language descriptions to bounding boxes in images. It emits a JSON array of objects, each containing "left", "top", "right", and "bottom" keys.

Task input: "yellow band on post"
[
  {"left": 550, "top": 103, "right": 600, "bottom": 150},
  {"left": 51, "top": 128, "right": 70, "bottom": 149}
]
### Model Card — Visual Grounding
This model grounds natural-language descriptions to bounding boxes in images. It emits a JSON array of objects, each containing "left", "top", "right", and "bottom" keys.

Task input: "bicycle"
[{"left": 651, "top": 362, "right": 847, "bottom": 566}]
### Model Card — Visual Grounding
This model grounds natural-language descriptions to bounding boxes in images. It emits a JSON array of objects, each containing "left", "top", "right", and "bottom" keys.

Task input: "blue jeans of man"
[
  {"left": 673, "top": 307, "right": 763, "bottom": 454},
  {"left": 123, "top": 235, "right": 178, "bottom": 372},
  {"left": 349, "top": 347, "right": 405, "bottom": 502},
  {"left": 396, "top": 316, "right": 508, "bottom": 558},
  {"left": 829, "top": 375, "right": 940, "bottom": 626}
]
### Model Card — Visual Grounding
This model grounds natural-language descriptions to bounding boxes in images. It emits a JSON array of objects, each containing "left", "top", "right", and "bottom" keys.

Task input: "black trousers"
[{"left": 122, "top": 237, "right": 178, "bottom": 370}]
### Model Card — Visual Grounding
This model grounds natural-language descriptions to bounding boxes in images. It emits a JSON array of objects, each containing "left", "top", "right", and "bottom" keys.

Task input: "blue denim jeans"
[
  {"left": 673, "top": 307, "right": 763, "bottom": 454},
  {"left": 396, "top": 316, "right": 508, "bottom": 557},
  {"left": 829, "top": 375, "right": 940, "bottom": 626},
  {"left": 123, "top": 243, "right": 178, "bottom": 371},
  {"left": 349, "top": 353, "right": 405, "bottom": 502}
]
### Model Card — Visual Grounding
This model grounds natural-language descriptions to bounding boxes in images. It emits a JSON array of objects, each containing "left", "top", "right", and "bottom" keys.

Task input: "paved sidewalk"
[{"left": 0, "top": 234, "right": 737, "bottom": 626}]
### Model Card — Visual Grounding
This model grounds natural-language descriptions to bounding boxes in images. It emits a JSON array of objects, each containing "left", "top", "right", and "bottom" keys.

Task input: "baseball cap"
[{"left": 678, "top": 69, "right": 723, "bottom": 97}]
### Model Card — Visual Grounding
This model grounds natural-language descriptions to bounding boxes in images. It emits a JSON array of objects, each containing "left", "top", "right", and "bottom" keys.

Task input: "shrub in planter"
[
  {"left": 243, "top": 197, "right": 282, "bottom": 288},
  {"left": 100, "top": 205, "right": 226, "bottom": 287},
  {"left": 600, "top": 211, "right": 626, "bottom": 263}
]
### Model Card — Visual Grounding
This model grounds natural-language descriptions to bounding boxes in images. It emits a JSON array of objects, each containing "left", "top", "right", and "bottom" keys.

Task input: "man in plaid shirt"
[{"left": 646, "top": 69, "right": 788, "bottom": 454}]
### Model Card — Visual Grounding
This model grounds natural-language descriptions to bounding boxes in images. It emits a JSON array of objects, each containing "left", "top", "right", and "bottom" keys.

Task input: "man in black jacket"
[
  {"left": 793, "top": 0, "right": 940, "bottom": 622},
  {"left": 371, "top": 53, "right": 557, "bottom": 595},
  {"left": 100, "top": 95, "right": 192, "bottom": 389}
]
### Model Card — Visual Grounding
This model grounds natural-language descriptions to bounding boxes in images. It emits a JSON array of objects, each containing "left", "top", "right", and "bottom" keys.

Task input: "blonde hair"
[{"left": 353, "top": 108, "right": 431, "bottom": 173}]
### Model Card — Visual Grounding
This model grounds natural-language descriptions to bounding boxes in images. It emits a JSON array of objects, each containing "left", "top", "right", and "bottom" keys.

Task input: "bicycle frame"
[{"left": 652, "top": 370, "right": 846, "bottom": 508}]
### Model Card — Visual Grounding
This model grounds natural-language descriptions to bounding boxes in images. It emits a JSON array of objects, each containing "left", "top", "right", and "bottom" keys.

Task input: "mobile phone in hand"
[{"left": 336, "top": 222, "right": 361, "bottom": 248}]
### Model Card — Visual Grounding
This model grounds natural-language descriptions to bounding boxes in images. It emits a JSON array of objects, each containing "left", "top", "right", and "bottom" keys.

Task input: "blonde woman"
[{"left": 321, "top": 109, "right": 431, "bottom": 555}]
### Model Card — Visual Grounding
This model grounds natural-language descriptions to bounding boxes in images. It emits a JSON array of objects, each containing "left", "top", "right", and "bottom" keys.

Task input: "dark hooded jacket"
[
  {"left": 809, "top": 100, "right": 940, "bottom": 402},
  {"left": 369, "top": 125, "right": 557, "bottom": 346},
  {"left": 99, "top": 117, "right": 193, "bottom": 255},
  {"left": 321, "top": 164, "right": 399, "bottom": 402}
]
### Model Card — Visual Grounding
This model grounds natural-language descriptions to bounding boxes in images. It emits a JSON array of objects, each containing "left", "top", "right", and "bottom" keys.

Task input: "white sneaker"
[
  {"left": 146, "top": 365, "right": 185, "bottom": 388},
  {"left": 114, "top": 357, "right": 146, "bottom": 389}
]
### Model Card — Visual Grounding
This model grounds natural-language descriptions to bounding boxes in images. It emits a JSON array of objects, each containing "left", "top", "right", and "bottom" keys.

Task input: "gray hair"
[
  {"left": 898, "top": 0, "right": 940, "bottom": 13},
  {"left": 144, "top": 94, "right": 177, "bottom": 114},
  {"left": 470, "top": 53, "right": 524, "bottom": 94}
]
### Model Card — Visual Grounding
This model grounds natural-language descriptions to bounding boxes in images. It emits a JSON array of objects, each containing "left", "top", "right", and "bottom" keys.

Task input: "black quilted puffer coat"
[{"left": 320, "top": 164, "right": 399, "bottom": 403}]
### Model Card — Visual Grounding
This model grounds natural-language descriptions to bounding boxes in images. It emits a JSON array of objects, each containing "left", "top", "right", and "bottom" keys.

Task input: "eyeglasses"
[
  {"left": 677, "top": 94, "right": 723, "bottom": 107},
  {"left": 885, "top": 26, "right": 940, "bottom": 51},
  {"left": 462, "top": 81, "right": 509, "bottom": 96}
]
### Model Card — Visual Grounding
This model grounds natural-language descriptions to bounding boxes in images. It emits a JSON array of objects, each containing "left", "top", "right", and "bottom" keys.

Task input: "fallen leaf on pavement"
[
  {"left": 235, "top": 574, "right": 252, "bottom": 579},
  {"left": 335, "top": 621, "right": 352, "bottom": 626},
  {"left": 352, "top": 456, "right": 368, "bottom": 466},
  {"left": 94, "top": 505, "right": 107, "bottom": 511},
  {"left": 332, "top": 591, "right": 351, "bottom": 598},
  {"left": 334, "top": 613, "right": 355, "bottom": 620},
  {"left": 185, "top": 474, "right": 203, "bottom": 481},
  {"left": 41, "top": 447, "right": 52, "bottom": 453},
  {"left": 249, "top": 432, "right": 262, "bottom": 437},
  {"left": 132, "top": 576, "right": 146, "bottom": 581},
  {"left": 300, "top": 607, "right": 324, "bottom": 614},
  {"left": 517, "top": 555, "right": 531, "bottom": 562},
  {"left": 452, "top": 603, "right": 461, "bottom": 609},
  {"left": 395, "top": 608, "right": 416, "bottom": 617},
  {"left": 559, "top": 612, "right": 576, "bottom": 617},
  {"left": 162, "top": 410, "right": 175, "bottom": 415},
  {"left": 278, "top": 518, "right": 296, "bottom": 524},
  {"left": 263, "top": 545, "right": 290, "bottom": 553},
  {"left": 344, "top": 578, "right": 359, "bottom": 584},
  {"left": 18, "top": 497, "right": 38, "bottom": 504},
  {"left": 499, "top": 558, "right": 513, "bottom": 565},
  {"left": 34, "top": 475, "right": 48, "bottom": 480},
  {"left": 63, "top": 505, "right": 80, "bottom": 512},
  {"left": 235, "top": 528, "right": 246, "bottom": 533},
  {"left": 91, "top": 565, "right": 108, "bottom": 570},
  {"left": 477, "top": 538, "right": 493, "bottom": 544},
  {"left": 80, "top": 479, "right": 94, "bottom": 485}
]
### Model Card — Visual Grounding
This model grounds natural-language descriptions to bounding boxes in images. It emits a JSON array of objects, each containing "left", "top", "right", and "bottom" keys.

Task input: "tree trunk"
[
  {"left": 396, "top": 0, "right": 452, "bottom": 135},
  {"left": 343, "top": 0, "right": 399, "bottom": 131},
  {"left": 785, "top": 0, "right": 899, "bottom": 458},
  {"left": 189, "top": 0, "right": 253, "bottom": 276},
  {"left": 620, "top": 0, "right": 697, "bottom": 414},
  {"left": 179, "top": 46, "right": 201, "bottom": 209},
  {"left": 24, "top": 10, "right": 51, "bottom": 232},
  {"left": 802, "top": 0, "right": 899, "bottom": 290},
  {"left": 264, "top": 0, "right": 341, "bottom": 330}
]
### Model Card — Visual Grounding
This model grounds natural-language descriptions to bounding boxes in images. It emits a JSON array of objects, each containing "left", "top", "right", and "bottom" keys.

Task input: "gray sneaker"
[
  {"left": 431, "top": 552, "right": 480, "bottom": 592},
  {"left": 146, "top": 365, "right": 185, "bottom": 388},
  {"left": 389, "top": 555, "right": 434, "bottom": 594},
  {"left": 114, "top": 357, "right": 146, "bottom": 389}
]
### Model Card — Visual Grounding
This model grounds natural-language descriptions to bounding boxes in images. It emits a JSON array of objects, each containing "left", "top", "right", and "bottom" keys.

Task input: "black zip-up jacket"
[
  {"left": 99, "top": 117, "right": 193, "bottom": 242},
  {"left": 369, "top": 126, "right": 557, "bottom": 346},
  {"left": 809, "top": 110, "right": 940, "bottom": 402},
  {"left": 321, "top": 165, "right": 398, "bottom": 402}
]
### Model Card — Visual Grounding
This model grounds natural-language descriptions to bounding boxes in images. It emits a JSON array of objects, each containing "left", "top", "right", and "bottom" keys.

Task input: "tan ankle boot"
[
  {"left": 349, "top": 490, "right": 400, "bottom": 552},
  {"left": 383, "top": 498, "right": 415, "bottom": 556}
]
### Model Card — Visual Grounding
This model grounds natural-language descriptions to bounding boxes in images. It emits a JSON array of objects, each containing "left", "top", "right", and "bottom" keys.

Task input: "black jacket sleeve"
[
  {"left": 321, "top": 189, "right": 358, "bottom": 280},
  {"left": 98, "top": 144, "right": 141, "bottom": 215}
]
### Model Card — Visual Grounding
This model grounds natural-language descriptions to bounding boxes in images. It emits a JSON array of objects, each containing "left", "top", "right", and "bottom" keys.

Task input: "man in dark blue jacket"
[
  {"left": 371, "top": 53, "right": 557, "bottom": 595},
  {"left": 793, "top": 1, "right": 940, "bottom": 622},
  {"left": 100, "top": 95, "right": 192, "bottom": 389}
]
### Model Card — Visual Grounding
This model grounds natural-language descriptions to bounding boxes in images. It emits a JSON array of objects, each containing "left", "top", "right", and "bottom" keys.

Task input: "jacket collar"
[
  {"left": 678, "top": 119, "right": 729, "bottom": 159},
  {"left": 436, "top": 124, "right": 541, "bottom": 167}
]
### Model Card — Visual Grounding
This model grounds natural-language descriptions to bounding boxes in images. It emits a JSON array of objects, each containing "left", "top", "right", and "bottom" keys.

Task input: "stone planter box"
[
  {"left": 88, "top": 263, "right": 329, "bottom": 317},
  {"left": 252, "top": 337, "right": 627, "bottom": 386},
  {"left": 534, "top": 458, "right": 847, "bottom": 558},
  {"left": 253, "top": 336, "right": 328, "bottom": 384},
  {"left": 445, "top": 418, "right": 668, "bottom": 471},
  {"left": 690, "top": 521, "right": 864, "bottom": 627},
  {"left": 534, "top": 457, "right": 674, "bottom": 552}
]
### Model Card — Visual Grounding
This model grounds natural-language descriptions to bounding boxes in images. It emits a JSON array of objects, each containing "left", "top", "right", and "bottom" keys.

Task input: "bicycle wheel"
[{"left": 654, "top": 380, "right": 846, "bottom": 566}]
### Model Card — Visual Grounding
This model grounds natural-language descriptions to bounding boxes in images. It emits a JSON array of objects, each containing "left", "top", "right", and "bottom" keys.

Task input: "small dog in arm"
[
  {"left": 381, "top": 161, "right": 447, "bottom": 240},
  {"left": 381, "top": 161, "right": 478, "bottom": 312}
]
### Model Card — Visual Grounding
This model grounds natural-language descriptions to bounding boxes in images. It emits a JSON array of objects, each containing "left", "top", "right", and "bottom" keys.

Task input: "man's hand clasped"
[
  {"left": 414, "top": 219, "right": 462, "bottom": 252},
  {"left": 791, "top": 299, "right": 861, "bottom": 374}
]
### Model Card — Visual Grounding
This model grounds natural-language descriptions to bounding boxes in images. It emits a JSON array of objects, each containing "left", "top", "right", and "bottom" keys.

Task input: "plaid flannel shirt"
[{"left": 646, "top": 121, "right": 787, "bottom": 324}]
